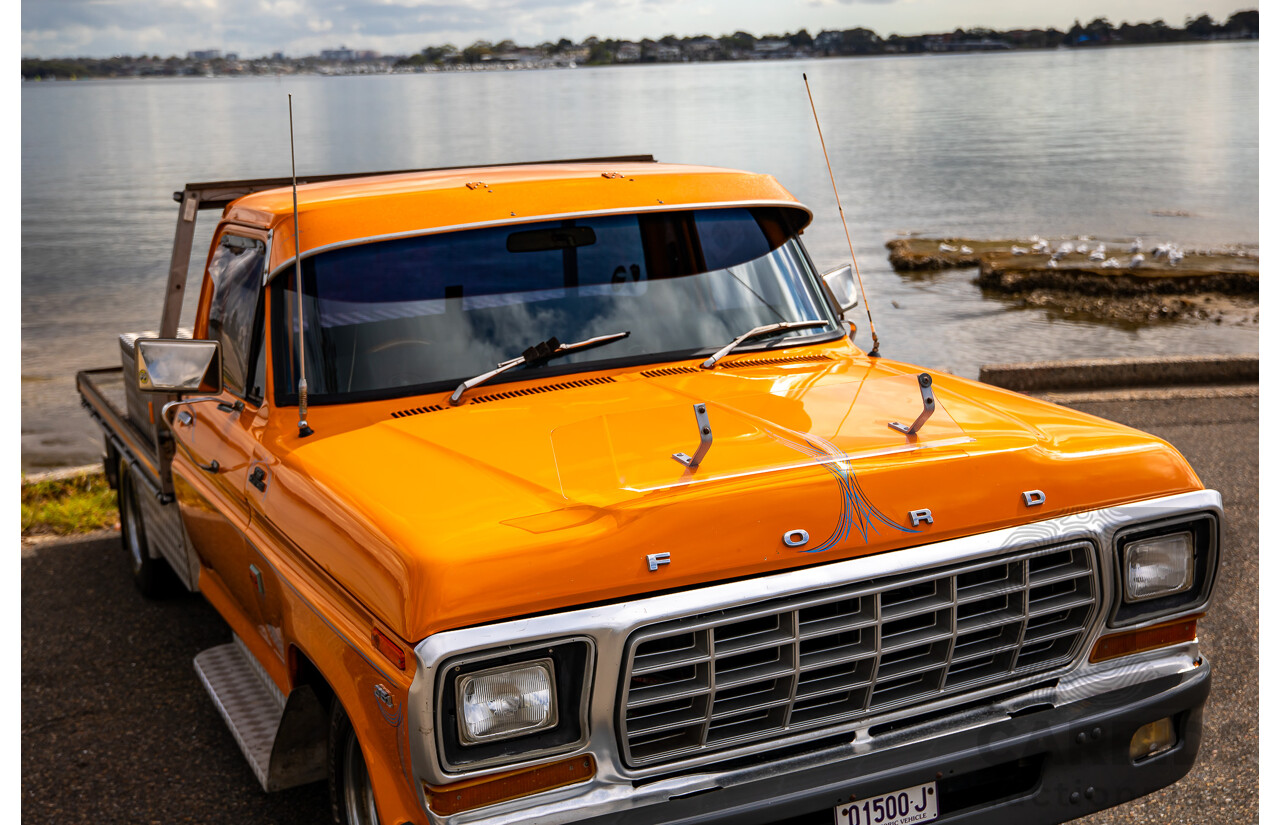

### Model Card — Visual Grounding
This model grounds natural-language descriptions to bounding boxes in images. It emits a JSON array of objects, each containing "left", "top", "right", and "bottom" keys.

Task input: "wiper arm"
[
  {"left": 700, "top": 320, "right": 831, "bottom": 369},
  {"left": 449, "top": 331, "right": 630, "bottom": 405}
]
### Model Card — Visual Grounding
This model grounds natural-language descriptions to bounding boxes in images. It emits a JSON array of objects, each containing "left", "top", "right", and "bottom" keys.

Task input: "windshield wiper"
[
  {"left": 449, "top": 331, "right": 630, "bottom": 405},
  {"left": 700, "top": 320, "right": 831, "bottom": 369}
]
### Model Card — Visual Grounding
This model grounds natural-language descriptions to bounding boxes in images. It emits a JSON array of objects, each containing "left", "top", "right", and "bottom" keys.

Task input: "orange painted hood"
[{"left": 274, "top": 351, "right": 1202, "bottom": 642}]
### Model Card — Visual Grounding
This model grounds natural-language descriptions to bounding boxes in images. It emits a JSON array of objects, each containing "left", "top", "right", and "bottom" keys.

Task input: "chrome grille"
[{"left": 619, "top": 541, "right": 1098, "bottom": 768}]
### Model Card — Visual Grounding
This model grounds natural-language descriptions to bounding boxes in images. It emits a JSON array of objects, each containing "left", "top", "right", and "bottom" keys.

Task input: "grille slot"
[{"left": 618, "top": 541, "right": 1098, "bottom": 768}]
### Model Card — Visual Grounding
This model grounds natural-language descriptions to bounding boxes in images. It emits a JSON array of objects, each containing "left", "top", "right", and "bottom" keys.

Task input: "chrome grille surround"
[{"left": 619, "top": 541, "right": 1100, "bottom": 768}]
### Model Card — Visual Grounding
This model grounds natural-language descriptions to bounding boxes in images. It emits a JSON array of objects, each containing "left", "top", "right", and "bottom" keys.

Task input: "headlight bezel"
[
  {"left": 1110, "top": 512, "right": 1218, "bottom": 627},
  {"left": 434, "top": 637, "right": 594, "bottom": 774}
]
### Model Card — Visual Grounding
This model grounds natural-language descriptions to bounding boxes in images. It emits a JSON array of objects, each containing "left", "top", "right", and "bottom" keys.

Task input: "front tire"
[
  {"left": 329, "top": 700, "right": 379, "bottom": 825},
  {"left": 117, "top": 459, "right": 170, "bottom": 598}
]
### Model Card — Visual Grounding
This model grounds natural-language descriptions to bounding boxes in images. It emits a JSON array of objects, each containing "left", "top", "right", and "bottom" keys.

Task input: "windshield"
[{"left": 271, "top": 206, "right": 837, "bottom": 403}]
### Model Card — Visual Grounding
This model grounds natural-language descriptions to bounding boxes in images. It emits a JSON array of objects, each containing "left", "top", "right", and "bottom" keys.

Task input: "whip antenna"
[
  {"left": 289, "top": 94, "right": 315, "bottom": 437},
  {"left": 803, "top": 73, "right": 881, "bottom": 358}
]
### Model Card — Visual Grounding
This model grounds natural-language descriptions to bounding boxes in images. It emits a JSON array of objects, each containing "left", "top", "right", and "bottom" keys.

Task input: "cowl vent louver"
[
  {"left": 468, "top": 375, "right": 616, "bottom": 403},
  {"left": 390, "top": 405, "right": 445, "bottom": 419},
  {"left": 388, "top": 376, "right": 618, "bottom": 419},
  {"left": 641, "top": 366, "right": 700, "bottom": 378},
  {"left": 641, "top": 353, "right": 833, "bottom": 378}
]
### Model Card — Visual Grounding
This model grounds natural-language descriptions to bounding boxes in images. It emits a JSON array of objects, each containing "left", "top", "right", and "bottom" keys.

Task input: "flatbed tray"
[{"left": 76, "top": 366, "right": 162, "bottom": 483}]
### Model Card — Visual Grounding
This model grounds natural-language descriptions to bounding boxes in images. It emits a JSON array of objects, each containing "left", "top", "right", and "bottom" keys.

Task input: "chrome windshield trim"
[
  {"left": 407, "top": 489, "right": 1220, "bottom": 806},
  {"left": 263, "top": 199, "right": 814, "bottom": 284}
]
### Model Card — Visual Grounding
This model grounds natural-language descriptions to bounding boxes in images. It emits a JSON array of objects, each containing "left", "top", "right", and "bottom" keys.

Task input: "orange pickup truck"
[{"left": 78, "top": 157, "right": 1218, "bottom": 825}]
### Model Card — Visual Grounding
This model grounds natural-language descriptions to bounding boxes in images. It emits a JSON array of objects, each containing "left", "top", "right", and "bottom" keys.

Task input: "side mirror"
[
  {"left": 135, "top": 339, "right": 222, "bottom": 394},
  {"left": 822, "top": 264, "right": 860, "bottom": 317}
]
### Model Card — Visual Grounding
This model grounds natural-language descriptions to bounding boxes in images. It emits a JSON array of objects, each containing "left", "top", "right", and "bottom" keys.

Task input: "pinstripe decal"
[{"left": 768, "top": 430, "right": 919, "bottom": 552}]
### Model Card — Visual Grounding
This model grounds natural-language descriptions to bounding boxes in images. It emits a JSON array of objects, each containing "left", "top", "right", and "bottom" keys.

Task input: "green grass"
[{"left": 21, "top": 473, "right": 118, "bottom": 536}]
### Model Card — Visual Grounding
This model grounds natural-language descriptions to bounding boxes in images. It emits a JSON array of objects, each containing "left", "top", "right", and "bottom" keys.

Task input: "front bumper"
[
  {"left": 571, "top": 654, "right": 1210, "bottom": 825},
  {"left": 411, "top": 491, "right": 1221, "bottom": 825}
]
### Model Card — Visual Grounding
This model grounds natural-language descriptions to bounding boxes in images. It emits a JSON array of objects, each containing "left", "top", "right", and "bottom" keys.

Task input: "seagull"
[
  {"left": 1076, "top": 242, "right": 1090, "bottom": 254},
  {"left": 959, "top": 245, "right": 973, "bottom": 254},
  {"left": 1130, "top": 253, "right": 1145, "bottom": 268},
  {"left": 939, "top": 242, "right": 958, "bottom": 252},
  {"left": 1048, "top": 258, "right": 1059, "bottom": 268},
  {"left": 1056, "top": 242, "right": 1074, "bottom": 258},
  {"left": 1031, "top": 239, "right": 1050, "bottom": 254},
  {"left": 1011, "top": 245, "right": 1028, "bottom": 255},
  {"left": 1152, "top": 244, "right": 1170, "bottom": 259},
  {"left": 1129, "top": 238, "right": 1142, "bottom": 253},
  {"left": 1102, "top": 258, "right": 1121, "bottom": 269},
  {"left": 1090, "top": 244, "right": 1107, "bottom": 262},
  {"left": 1168, "top": 247, "right": 1183, "bottom": 266}
]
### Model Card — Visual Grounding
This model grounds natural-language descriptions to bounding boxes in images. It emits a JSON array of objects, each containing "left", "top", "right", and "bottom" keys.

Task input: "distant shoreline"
[
  {"left": 21, "top": 12, "right": 1258, "bottom": 81},
  {"left": 19, "top": 38, "right": 1261, "bottom": 83}
]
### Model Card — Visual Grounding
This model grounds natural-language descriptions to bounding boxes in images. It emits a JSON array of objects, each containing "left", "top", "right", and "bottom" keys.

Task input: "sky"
[{"left": 20, "top": 0, "right": 1256, "bottom": 59}]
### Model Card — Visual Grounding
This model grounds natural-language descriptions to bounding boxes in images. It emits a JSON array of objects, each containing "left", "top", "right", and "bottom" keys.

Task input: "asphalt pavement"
[{"left": 20, "top": 394, "right": 1258, "bottom": 825}]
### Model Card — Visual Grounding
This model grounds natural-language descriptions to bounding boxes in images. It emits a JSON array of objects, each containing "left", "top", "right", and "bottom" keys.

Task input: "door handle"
[
  {"left": 196, "top": 458, "right": 220, "bottom": 473},
  {"left": 249, "top": 466, "right": 267, "bottom": 492},
  {"left": 176, "top": 410, "right": 194, "bottom": 427}
]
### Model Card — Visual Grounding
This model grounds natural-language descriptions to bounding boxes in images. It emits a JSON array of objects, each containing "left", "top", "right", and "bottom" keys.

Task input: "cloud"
[{"left": 21, "top": 0, "right": 604, "bottom": 57}]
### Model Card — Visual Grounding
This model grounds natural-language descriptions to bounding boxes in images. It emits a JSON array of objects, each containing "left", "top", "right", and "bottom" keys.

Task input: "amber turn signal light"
[
  {"left": 372, "top": 627, "right": 406, "bottom": 670},
  {"left": 1089, "top": 616, "right": 1200, "bottom": 663},
  {"left": 427, "top": 754, "right": 596, "bottom": 815}
]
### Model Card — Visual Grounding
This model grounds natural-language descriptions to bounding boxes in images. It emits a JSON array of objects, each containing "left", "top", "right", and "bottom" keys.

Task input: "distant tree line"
[{"left": 22, "top": 10, "right": 1259, "bottom": 80}]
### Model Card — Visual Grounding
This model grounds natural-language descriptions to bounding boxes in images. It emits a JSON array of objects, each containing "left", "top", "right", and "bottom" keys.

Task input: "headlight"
[
  {"left": 437, "top": 639, "right": 593, "bottom": 773},
  {"left": 458, "top": 660, "right": 557, "bottom": 743},
  {"left": 1125, "top": 531, "right": 1194, "bottom": 601},
  {"left": 1112, "top": 514, "right": 1217, "bottom": 627}
]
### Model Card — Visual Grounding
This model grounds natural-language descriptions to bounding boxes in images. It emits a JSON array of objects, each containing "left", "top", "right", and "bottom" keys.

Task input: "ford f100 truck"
[{"left": 77, "top": 157, "right": 1219, "bottom": 825}]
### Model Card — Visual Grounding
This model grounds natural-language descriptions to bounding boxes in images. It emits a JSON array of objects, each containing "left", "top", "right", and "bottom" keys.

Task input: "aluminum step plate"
[{"left": 194, "top": 640, "right": 285, "bottom": 791}]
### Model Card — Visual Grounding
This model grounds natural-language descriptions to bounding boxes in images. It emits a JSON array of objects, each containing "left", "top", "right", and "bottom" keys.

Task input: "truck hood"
[{"left": 279, "top": 352, "right": 1202, "bottom": 642}]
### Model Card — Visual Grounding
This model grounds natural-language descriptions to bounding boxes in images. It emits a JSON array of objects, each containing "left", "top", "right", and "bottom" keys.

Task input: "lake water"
[{"left": 21, "top": 42, "right": 1258, "bottom": 471}]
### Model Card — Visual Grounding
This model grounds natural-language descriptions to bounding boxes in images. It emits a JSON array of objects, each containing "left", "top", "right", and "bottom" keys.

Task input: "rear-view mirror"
[
  {"left": 822, "top": 264, "right": 860, "bottom": 316},
  {"left": 135, "top": 339, "right": 222, "bottom": 394}
]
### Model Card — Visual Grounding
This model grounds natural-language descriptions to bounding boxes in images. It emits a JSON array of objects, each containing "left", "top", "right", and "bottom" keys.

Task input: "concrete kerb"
[
  {"left": 978, "top": 354, "right": 1258, "bottom": 394},
  {"left": 22, "top": 463, "right": 105, "bottom": 486}
]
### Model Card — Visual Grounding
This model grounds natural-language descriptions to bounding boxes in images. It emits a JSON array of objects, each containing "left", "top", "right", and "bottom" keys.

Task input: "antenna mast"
[
  {"left": 289, "top": 94, "right": 315, "bottom": 437},
  {"left": 803, "top": 73, "right": 881, "bottom": 358}
]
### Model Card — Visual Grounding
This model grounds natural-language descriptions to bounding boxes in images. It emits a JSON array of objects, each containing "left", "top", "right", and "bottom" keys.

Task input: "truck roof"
[{"left": 217, "top": 161, "right": 813, "bottom": 277}]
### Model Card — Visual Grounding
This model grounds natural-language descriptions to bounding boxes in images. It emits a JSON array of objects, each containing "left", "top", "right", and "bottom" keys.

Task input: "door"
[{"left": 172, "top": 230, "right": 270, "bottom": 630}]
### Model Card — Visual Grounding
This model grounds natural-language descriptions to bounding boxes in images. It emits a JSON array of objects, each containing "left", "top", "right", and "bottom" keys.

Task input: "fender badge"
[
  {"left": 1023, "top": 490, "right": 1046, "bottom": 507},
  {"left": 909, "top": 509, "right": 933, "bottom": 527},
  {"left": 647, "top": 552, "right": 671, "bottom": 571},
  {"left": 373, "top": 684, "right": 393, "bottom": 708},
  {"left": 783, "top": 529, "right": 810, "bottom": 547}
]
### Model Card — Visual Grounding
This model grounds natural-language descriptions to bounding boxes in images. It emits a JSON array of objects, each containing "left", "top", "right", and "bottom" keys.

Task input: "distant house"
[
  {"left": 685, "top": 37, "right": 718, "bottom": 59},
  {"left": 753, "top": 39, "right": 792, "bottom": 58},
  {"left": 186, "top": 49, "right": 221, "bottom": 60},
  {"left": 616, "top": 42, "right": 642, "bottom": 62},
  {"left": 650, "top": 43, "right": 681, "bottom": 62}
]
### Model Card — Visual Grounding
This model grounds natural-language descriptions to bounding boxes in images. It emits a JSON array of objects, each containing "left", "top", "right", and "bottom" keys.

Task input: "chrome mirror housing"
[
  {"left": 135, "top": 339, "right": 222, "bottom": 394},
  {"left": 822, "top": 264, "right": 860, "bottom": 317}
]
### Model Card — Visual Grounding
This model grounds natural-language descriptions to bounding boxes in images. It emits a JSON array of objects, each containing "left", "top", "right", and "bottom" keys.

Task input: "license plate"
[{"left": 832, "top": 781, "right": 938, "bottom": 825}]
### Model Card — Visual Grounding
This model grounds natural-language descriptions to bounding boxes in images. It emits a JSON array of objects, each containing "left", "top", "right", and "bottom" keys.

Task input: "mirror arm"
[{"left": 160, "top": 396, "right": 226, "bottom": 428}]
